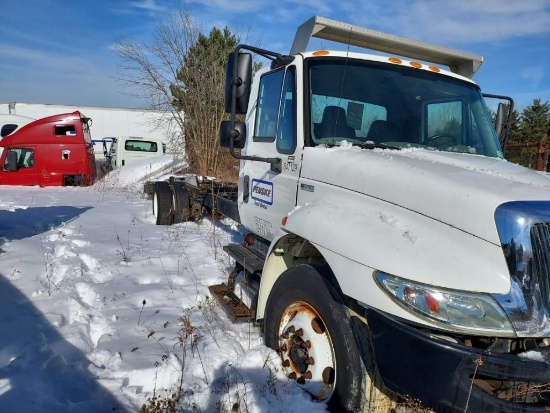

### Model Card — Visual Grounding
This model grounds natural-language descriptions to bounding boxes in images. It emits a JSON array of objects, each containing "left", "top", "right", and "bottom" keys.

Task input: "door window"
[
  {"left": 5, "top": 148, "right": 35, "bottom": 169},
  {"left": 254, "top": 69, "right": 284, "bottom": 141}
]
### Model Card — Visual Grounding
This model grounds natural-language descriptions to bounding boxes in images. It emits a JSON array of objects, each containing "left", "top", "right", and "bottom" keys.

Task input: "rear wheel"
[
  {"left": 172, "top": 181, "right": 191, "bottom": 224},
  {"left": 152, "top": 181, "right": 172, "bottom": 225},
  {"left": 265, "top": 264, "right": 365, "bottom": 412}
]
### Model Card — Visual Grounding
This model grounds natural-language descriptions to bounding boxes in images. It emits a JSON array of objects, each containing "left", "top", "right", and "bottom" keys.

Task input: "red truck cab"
[{"left": 0, "top": 111, "right": 96, "bottom": 186}]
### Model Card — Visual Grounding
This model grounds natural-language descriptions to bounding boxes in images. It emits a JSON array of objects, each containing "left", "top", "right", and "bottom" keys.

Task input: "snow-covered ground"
[{"left": 0, "top": 158, "right": 327, "bottom": 412}]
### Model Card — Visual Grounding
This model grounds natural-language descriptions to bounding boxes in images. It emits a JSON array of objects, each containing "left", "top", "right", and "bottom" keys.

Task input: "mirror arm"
[{"left": 228, "top": 129, "right": 281, "bottom": 173}]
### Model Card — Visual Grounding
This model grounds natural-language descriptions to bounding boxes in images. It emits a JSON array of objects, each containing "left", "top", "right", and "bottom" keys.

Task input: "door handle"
[{"left": 243, "top": 175, "right": 249, "bottom": 203}]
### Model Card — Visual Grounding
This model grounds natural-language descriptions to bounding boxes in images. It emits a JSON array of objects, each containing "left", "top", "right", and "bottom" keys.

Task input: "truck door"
[
  {"left": 105, "top": 137, "right": 117, "bottom": 167},
  {"left": 0, "top": 147, "right": 39, "bottom": 186},
  {"left": 239, "top": 66, "right": 301, "bottom": 241}
]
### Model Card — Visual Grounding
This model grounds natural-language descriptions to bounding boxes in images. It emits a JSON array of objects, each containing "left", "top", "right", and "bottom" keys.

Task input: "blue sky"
[{"left": 1, "top": 0, "right": 549, "bottom": 110}]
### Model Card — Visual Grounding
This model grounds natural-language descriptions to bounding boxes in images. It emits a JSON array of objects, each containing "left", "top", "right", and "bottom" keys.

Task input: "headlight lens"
[{"left": 375, "top": 272, "right": 514, "bottom": 335}]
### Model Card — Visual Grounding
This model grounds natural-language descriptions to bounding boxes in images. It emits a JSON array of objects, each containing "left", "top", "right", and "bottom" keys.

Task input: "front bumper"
[{"left": 366, "top": 308, "right": 550, "bottom": 413}]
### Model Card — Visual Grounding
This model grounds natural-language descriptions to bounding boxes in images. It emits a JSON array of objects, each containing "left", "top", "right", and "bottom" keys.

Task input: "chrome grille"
[
  {"left": 530, "top": 223, "right": 550, "bottom": 309},
  {"left": 494, "top": 201, "right": 550, "bottom": 337}
]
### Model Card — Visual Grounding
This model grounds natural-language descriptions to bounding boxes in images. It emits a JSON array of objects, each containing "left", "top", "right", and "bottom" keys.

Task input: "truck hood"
[{"left": 301, "top": 145, "right": 550, "bottom": 245}]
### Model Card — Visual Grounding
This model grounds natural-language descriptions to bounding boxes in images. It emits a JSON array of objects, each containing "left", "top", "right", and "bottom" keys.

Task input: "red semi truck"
[{"left": 0, "top": 111, "right": 96, "bottom": 186}]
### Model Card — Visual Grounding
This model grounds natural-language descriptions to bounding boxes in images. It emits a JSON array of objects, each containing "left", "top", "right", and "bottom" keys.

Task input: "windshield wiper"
[{"left": 358, "top": 140, "right": 401, "bottom": 150}]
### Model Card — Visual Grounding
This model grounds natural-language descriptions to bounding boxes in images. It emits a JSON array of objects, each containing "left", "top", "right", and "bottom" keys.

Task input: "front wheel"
[{"left": 264, "top": 264, "right": 369, "bottom": 412}]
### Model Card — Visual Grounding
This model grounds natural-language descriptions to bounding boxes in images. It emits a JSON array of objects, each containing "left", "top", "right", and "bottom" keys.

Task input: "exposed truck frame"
[{"left": 151, "top": 16, "right": 550, "bottom": 413}]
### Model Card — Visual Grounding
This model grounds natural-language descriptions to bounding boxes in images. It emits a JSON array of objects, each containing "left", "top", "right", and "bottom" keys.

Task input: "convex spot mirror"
[{"left": 219, "top": 121, "right": 246, "bottom": 149}]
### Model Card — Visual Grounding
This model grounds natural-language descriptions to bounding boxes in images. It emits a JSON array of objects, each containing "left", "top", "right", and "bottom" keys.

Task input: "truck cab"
[
  {"left": 104, "top": 136, "right": 166, "bottom": 169},
  {"left": 217, "top": 16, "right": 550, "bottom": 413},
  {"left": 0, "top": 111, "right": 96, "bottom": 186},
  {"left": 236, "top": 49, "right": 504, "bottom": 241}
]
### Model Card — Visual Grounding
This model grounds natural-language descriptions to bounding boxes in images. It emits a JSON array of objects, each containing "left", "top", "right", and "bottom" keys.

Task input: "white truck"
[
  {"left": 103, "top": 136, "right": 166, "bottom": 169},
  {"left": 0, "top": 114, "right": 35, "bottom": 138},
  {"left": 151, "top": 16, "right": 549, "bottom": 413}
]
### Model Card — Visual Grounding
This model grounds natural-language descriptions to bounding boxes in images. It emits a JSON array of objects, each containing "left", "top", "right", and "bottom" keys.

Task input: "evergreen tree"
[
  {"left": 520, "top": 99, "right": 550, "bottom": 141},
  {"left": 170, "top": 27, "right": 238, "bottom": 178},
  {"left": 506, "top": 99, "right": 550, "bottom": 168},
  {"left": 502, "top": 108, "right": 526, "bottom": 165}
]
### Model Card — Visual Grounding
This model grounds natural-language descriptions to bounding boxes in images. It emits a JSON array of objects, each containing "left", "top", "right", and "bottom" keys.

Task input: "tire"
[
  {"left": 172, "top": 181, "right": 190, "bottom": 224},
  {"left": 264, "top": 264, "right": 366, "bottom": 412},
  {"left": 152, "top": 181, "right": 173, "bottom": 225}
]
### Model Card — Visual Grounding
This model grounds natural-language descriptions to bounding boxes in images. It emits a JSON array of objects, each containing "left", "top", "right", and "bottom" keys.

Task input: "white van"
[
  {"left": 103, "top": 136, "right": 166, "bottom": 169},
  {"left": 0, "top": 114, "right": 35, "bottom": 138}
]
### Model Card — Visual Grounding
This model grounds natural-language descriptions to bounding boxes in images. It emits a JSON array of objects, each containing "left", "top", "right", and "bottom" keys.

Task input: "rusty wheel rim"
[{"left": 278, "top": 301, "right": 336, "bottom": 401}]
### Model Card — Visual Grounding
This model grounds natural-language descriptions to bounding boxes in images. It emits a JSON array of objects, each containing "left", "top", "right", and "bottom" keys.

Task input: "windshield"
[{"left": 307, "top": 58, "right": 503, "bottom": 158}]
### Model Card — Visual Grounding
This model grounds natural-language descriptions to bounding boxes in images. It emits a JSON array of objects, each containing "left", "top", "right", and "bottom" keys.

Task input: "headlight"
[{"left": 375, "top": 272, "right": 515, "bottom": 336}]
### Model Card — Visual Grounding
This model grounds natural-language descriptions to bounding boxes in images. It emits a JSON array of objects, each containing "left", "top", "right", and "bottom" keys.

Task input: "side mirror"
[
  {"left": 5, "top": 150, "right": 18, "bottom": 171},
  {"left": 483, "top": 93, "right": 514, "bottom": 153},
  {"left": 219, "top": 120, "right": 246, "bottom": 149},
  {"left": 224, "top": 53, "right": 252, "bottom": 114},
  {"left": 495, "top": 103, "right": 507, "bottom": 140}
]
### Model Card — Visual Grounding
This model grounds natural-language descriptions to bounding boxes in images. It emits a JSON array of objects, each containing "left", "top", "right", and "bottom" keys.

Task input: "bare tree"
[
  {"left": 114, "top": 10, "right": 251, "bottom": 179},
  {"left": 114, "top": 10, "right": 198, "bottom": 157}
]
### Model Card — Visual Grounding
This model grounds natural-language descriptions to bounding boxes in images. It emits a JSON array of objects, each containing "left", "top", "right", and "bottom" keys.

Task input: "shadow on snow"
[
  {"left": 0, "top": 205, "right": 92, "bottom": 251},
  {"left": 0, "top": 272, "right": 129, "bottom": 413}
]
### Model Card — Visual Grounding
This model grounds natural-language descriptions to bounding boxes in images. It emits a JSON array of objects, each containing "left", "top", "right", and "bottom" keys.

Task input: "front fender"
[{"left": 257, "top": 196, "right": 510, "bottom": 319}]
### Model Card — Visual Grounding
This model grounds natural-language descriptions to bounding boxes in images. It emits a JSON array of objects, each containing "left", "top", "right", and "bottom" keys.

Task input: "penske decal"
[{"left": 251, "top": 179, "right": 273, "bottom": 206}]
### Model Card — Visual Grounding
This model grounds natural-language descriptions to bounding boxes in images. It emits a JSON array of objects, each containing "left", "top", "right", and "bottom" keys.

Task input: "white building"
[{"left": 0, "top": 102, "right": 180, "bottom": 159}]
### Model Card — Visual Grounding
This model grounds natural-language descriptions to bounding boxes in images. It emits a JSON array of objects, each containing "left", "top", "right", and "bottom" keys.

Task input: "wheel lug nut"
[
  {"left": 287, "top": 325, "right": 295, "bottom": 334},
  {"left": 296, "top": 376, "right": 306, "bottom": 385},
  {"left": 280, "top": 344, "right": 287, "bottom": 352},
  {"left": 303, "top": 371, "right": 313, "bottom": 380},
  {"left": 280, "top": 332, "right": 289, "bottom": 339},
  {"left": 302, "top": 340, "right": 311, "bottom": 349},
  {"left": 295, "top": 328, "right": 304, "bottom": 337},
  {"left": 282, "top": 359, "right": 290, "bottom": 367},
  {"left": 305, "top": 357, "right": 315, "bottom": 365},
  {"left": 288, "top": 372, "right": 297, "bottom": 380}
]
